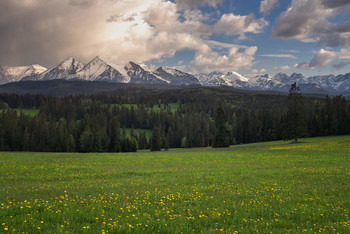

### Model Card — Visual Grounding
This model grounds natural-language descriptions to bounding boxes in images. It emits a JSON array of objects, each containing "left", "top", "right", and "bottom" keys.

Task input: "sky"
[{"left": 1, "top": 0, "right": 350, "bottom": 76}]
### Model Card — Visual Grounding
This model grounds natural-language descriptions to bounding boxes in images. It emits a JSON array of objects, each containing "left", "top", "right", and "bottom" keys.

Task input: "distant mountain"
[
  {"left": 0, "top": 56, "right": 349, "bottom": 95},
  {"left": 124, "top": 62, "right": 167, "bottom": 84},
  {"left": 22, "top": 57, "right": 84, "bottom": 81},
  {"left": 196, "top": 71, "right": 250, "bottom": 88},
  {"left": 153, "top": 67, "right": 200, "bottom": 85},
  {"left": 0, "top": 64, "right": 47, "bottom": 84},
  {"left": 75, "top": 56, "right": 128, "bottom": 83}
]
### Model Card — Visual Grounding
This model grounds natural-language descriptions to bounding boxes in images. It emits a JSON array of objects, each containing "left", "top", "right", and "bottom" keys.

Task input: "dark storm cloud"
[
  {"left": 332, "top": 61, "right": 350, "bottom": 70},
  {"left": 106, "top": 13, "right": 137, "bottom": 23},
  {"left": 321, "top": 0, "right": 350, "bottom": 8},
  {"left": 273, "top": 0, "right": 350, "bottom": 47},
  {"left": 69, "top": 0, "right": 99, "bottom": 7},
  {"left": 69, "top": 0, "right": 119, "bottom": 8},
  {"left": 175, "top": 0, "right": 222, "bottom": 9},
  {"left": 0, "top": 0, "right": 119, "bottom": 67}
]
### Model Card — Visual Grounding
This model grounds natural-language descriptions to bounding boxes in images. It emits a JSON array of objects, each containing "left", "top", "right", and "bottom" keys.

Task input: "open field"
[
  {"left": 0, "top": 136, "right": 349, "bottom": 233},
  {"left": 0, "top": 108, "right": 39, "bottom": 117}
]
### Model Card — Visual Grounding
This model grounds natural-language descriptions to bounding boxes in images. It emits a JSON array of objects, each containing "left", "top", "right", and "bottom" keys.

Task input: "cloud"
[
  {"left": 338, "top": 48, "right": 350, "bottom": 59},
  {"left": 214, "top": 13, "right": 268, "bottom": 36},
  {"left": 332, "top": 61, "right": 350, "bottom": 70},
  {"left": 252, "top": 68, "right": 267, "bottom": 73},
  {"left": 175, "top": 0, "right": 222, "bottom": 9},
  {"left": 273, "top": 0, "right": 350, "bottom": 47},
  {"left": 106, "top": 13, "right": 137, "bottom": 23},
  {"left": 281, "top": 49, "right": 300, "bottom": 53},
  {"left": 274, "top": 65, "right": 291, "bottom": 71},
  {"left": 321, "top": 0, "right": 350, "bottom": 8},
  {"left": 68, "top": 0, "right": 118, "bottom": 8},
  {"left": 261, "top": 54, "right": 297, "bottom": 59},
  {"left": 260, "top": 0, "right": 279, "bottom": 15},
  {"left": 193, "top": 46, "right": 258, "bottom": 73},
  {"left": 0, "top": 0, "right": 264, "bottom": 73},
  {"left": 295, "top": 49, "right": 337, "bottom": 70}
]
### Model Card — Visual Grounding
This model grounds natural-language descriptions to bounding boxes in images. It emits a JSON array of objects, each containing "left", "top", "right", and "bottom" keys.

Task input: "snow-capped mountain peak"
[
  {"left": 59, "top": 57, "right": 84, "bottom": 72},
  {"left": 153, "top": 67, "right": 200, "bottom": 85},
  {"left": 1, "top": 56, "right": 350, "bottom": 95},
  {"left": 76, "top": 56, "right": 127, "bottom": 83},
  {"left": 76, "top": 56, "right": 109, "bottom": 80},
  {"left": 34, "top": 57, "right": 85, "bottom": 81}
]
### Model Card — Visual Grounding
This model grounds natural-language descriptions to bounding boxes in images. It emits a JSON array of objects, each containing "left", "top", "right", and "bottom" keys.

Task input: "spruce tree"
[
  {"left": 150, "top": 126, "right": 161, "bottom": 151},
  {"left": 283, "top": 83, "right": 307, "bottom": 142},
  {"left": 212, "top": 107, "right": 230, "bottom": 147}
]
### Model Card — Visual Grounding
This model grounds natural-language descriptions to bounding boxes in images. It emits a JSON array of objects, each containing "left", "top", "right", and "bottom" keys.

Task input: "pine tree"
[
  {"left": 212, "top": 107, "right": 230, "bottom": 147},
  {"left": 150, "top": 126, "right": 161, "bottom": 151},
  {"left": 283, "top": 83, "right": 307, "bottom": 142},
  {"left": 79, "top": 125, "right": 93, "bottom": 152},
  {"left": 164, "top": 135, "right": 169, "bottom": 151},
  {"left": 108, "top": 118, "right": 121, "bottom": 152}
]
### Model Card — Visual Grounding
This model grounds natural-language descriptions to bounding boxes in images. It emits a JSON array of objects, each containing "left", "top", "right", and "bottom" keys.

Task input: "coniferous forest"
[{"left": 0, "top": 86, "right": 349, "bottom": 152}]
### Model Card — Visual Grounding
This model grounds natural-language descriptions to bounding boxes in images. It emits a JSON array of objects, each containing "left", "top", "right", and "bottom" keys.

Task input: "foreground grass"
[{"left": 0, "top": 136, "right": 349, "bottom": 233}]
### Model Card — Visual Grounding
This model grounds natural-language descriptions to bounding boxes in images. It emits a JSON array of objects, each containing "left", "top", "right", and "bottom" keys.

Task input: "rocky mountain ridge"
[{"left": 0, "top": 57, "right": 349, "bottom": 95}]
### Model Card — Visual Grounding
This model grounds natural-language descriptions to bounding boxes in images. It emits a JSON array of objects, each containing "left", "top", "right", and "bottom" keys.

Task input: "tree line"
[{"left": 0, "top": 86, "right": 349, "bottom": 152}]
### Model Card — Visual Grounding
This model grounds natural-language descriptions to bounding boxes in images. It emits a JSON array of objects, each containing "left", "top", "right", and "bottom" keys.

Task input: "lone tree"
[
  {"left": 284, "top": 82, "right": 307, "bottom": 143},
  {"left": 150, "top": 126, "right": 161, "bottom": 151},
  {"left": 212, "top": 107, "right": 230, "bottom": 148}
]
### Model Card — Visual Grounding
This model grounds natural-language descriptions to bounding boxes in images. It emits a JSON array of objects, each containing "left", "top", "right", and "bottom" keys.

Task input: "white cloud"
[
  {"left": 295, "top": 49, "right": 337, "bottom": 70},
  {"left": 193, "top": 46, "right": 258, "bottom": 73},
  {"left": 261, "top": 54, "right": 297, "bottom": 59},
  {"left": 274, "top": 65, "right": 292, "bottom": 71},
  {"left": 260, "top": 0, "right": 279, "bottom": 15},
  {"left": 252, "top": 68, "right": 267, "bottom": 73},
  {"left": 338, "top": 48, "right": 350, "bottom": 59},
  {"left": 214, "top": 13, "right": 268, "bottom": 36}
]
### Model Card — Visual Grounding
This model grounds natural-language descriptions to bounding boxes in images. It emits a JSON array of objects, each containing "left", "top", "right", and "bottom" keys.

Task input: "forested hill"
[
  {"left": 0, "top": 80, "right": 188, "bottom": 96},
  {"left": 0, "top": 85, "right": 349, "bottom": 153},
  {"left": 0, "top": 79, "right": 331, "bottom": 98}
]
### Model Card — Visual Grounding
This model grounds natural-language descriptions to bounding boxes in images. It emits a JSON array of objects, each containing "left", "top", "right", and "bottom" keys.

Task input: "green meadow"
[
  {"left": 0, "top": 108, "right": 39, "bottom": 117},
  {"left": 0, "top": 136, "right": 349, "bottom": 233}
]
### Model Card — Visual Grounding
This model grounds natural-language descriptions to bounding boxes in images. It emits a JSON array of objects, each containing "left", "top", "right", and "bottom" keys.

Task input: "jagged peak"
[
  {"left": 30, "top": 64, "right": 47, "bottom": 70},
  {"left": 125, "top": 61, "right": 144, "bottom": 71},
  {"left": 87, "top": 56, "right": 106, "bottom": 65}
]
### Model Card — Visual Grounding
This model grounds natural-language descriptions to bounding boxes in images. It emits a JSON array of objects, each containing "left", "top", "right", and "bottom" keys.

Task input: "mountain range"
[{"left": 1, "top": 56, "right": 349, "bottom": 95}]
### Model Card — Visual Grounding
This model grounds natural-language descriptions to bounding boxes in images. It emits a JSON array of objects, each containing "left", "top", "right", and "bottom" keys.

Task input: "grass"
[
  {"left": 0, "top": 108, "right": 40, "bottom": 117},
  {"left": 0, "top": 136, "right": 349, "bottom": 233}
]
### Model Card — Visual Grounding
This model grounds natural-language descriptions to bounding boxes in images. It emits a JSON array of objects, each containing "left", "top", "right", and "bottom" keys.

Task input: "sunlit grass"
[{"left": 0, "top": 136, "right": 349, "bottom": 232}]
